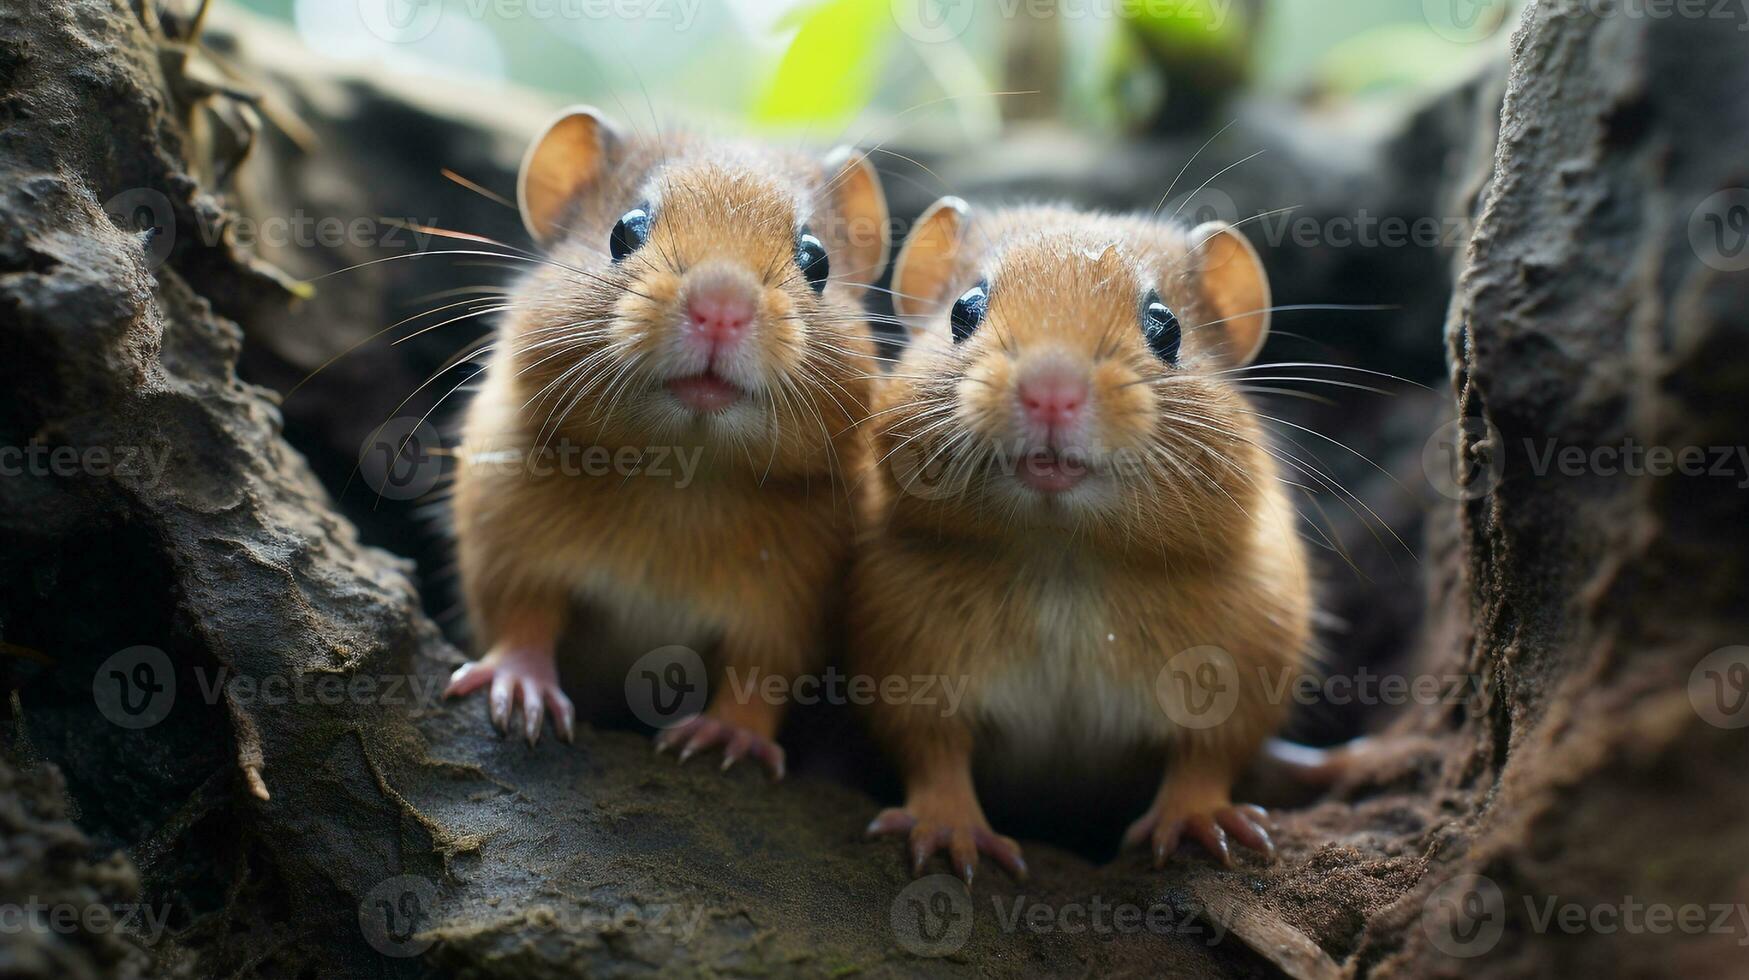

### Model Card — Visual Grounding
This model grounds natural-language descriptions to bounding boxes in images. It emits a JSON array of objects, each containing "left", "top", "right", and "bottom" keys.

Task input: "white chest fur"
[{"left": 973, "top": 572, "right": 1171, "bottom": 775}]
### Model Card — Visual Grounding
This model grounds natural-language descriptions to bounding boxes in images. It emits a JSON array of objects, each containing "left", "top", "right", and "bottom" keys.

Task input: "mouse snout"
[
  {"left": 680, "top": 262, "right": 760, "bottom": 354},
  {"left": 1016, "top": 359, "right": 1091, "bottom": 439}
]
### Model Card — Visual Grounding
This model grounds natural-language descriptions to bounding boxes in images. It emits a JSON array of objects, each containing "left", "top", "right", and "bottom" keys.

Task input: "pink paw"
[
  {"left": 445, "top": 645, "right": 574, "bottom": 745},
  {"left": 654, "top": 714, "right": 786, "bottom": 779},
  {"left": 867, "top": 808, "right": 1028, "bottom": 887},
  {"left": 1123, "top": 802, "right": 1275, "bottom": 868}
]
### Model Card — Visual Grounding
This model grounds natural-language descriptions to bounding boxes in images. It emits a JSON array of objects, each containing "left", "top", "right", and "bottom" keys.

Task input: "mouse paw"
[
  {"left": 445, "top": 645, "right": 574, "bottom": 745},
  {"left": 867, "top": 807, "right": 1028, "bottom": 886},
  {"left": 1124, "top": 802, "right": 1275, "bottom": 868},
  {"left": 654, "top": 714, "right": 787, "bottom": 780}
]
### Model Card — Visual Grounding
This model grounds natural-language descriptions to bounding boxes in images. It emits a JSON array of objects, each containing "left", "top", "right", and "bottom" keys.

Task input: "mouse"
[
  {"left": 850, "top": 198, "right": 1309, "bottom": 882},
  {"left": 443, "top": 106, "right": 890, "bottom": 778}
]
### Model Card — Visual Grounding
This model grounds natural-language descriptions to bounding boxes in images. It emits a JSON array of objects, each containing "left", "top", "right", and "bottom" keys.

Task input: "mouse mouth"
[
  {"left": 665, "top": 372, "right": 745, "bottom": 414},
  {"left": 1015, "top": 449, "right": 1092, "bottom": 494}
]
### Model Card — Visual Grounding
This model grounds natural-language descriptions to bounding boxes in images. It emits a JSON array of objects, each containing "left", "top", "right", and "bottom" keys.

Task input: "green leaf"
[
  {"left": 753, "top": 0, "right": 895, "bottom": 125},
  {"left": 1127, "top": 0, "right": 1249, "bottom": 60}
]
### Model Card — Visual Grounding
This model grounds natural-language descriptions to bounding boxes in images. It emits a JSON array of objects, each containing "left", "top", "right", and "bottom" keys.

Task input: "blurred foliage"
[
  {"left": 227, "top": 0, "right": 1515, "bottom": 137},
  {"left": 753, "top": 0, "right": 892, "bottom": 123},
  {"left": 1113, "top": 0, "right": 1258, "bottom": 130}
]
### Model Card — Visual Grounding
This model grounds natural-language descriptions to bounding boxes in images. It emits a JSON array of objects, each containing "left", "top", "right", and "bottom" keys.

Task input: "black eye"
[
  {"left": 1141, "top": 289, "right": 1180, "bottom": 364},
  {"left": 610, "top": 203, "right": 652, "bottom": 262},
  {"left": 796, "top": 230, "right": 829, "bottom": 292},
  {"left": 950, "top": 280, "right": 989, "bottom": 344}
]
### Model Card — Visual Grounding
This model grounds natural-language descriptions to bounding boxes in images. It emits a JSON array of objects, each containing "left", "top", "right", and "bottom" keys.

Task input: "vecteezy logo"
[
  {"left": 1690, "top": 646, "right": 1749, "bottom": 729},
  {"left": 1422, "top": 873, "right": 1505, "bottom": 958},
  {"left": 626, "top": 645, "right": 708, "bottom": 728},
  {"left": 1689, "top": 189, "right": 1749, "bottom": 273},
  {"left": 890, "top": 875, "right": 973, "bottom": 957},
  {"left": 1423, "top": 0, "right": 1508, "bottom": 44},
  {"left": 1168, "top": 187, "right": 1240, "bottom": 230},
  {"left": 359, "top": 416, "right": 444, "bottom": 501},
  {"left": 890, "top": 435, "right": 955, "bottom": 501},
  {"left": 357, "top": 0, "right": 443, "bottom": 44},
  {"left": 102, "top": 188, "right": 175, "bottom": 270},
  {"left": 93, "top": 646, "right": 176, "bottom": 729},
  {"left": 1422, "top": 415, "right": 1504, "bottom": 502},
  {"left": 891, "top": 0, "right": 976, "bottom": 44},
  {"left": 359, "top": 874, "right": 439, "bottom": 957},
  {"left": 1156, "top": 646, "right": 1240, "bottom": 730}
]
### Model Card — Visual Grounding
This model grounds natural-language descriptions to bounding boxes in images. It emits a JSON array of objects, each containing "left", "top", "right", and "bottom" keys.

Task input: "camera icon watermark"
[
  {"left": 359, "top": 874, "right": 439, "bottom": 957},
  {"left": 891, "top": 874, "right": 974, "bottom": 957},
  {"left": 1422, "top": 873, "right": 1507, "bottom": 957},
  {"left": 359, "top": 416, "right": 445, "bottom": 501},
  {"left": 1423, "top": 415, "right": 1504, "bottom": 501},
  {"left": 890, "top": 435, "right": 956, "bottom": 500},
  {"left": 93, "top": 646, "right": 176, "bottom": 730},
  {"left": 1155, "top": 645, "right": 1240, "bottom": 730},
  {"left": 357, "top": 0, "right": 444, "bottom": 43},
  {"left": 625, "top": 645, "right": 708, "bottom": 728},
  {"left": 891, "top": 0, "right": 976, "bottom": 43},
  {"left": 1423, "top": 0, "right": 1511, "bottom": 43},
  {"left": 1690, "top": 646, "right": 1749, "bottom": 729},
  {"left": 1689, "top": 189, "right": 1749, "bottom": 273},
  {"left": 1166, "top": 186, "right": 1240, "bottom": 230},
  {"left": 102, "top": 189, "right": 175, "bottom": 270}
]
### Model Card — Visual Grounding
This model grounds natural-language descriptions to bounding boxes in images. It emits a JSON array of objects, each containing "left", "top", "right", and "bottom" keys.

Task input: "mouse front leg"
[
  {"left": 653, "top": 622, "right": 802, "bottom": 779},
  {"left": 1124, "top": 743, "right": 1276, "bottom": 868},
  {"left": 866, "top": 721, "right": 1027, "bottom": 886},
  {"left": 444, "top": 588, "right": 575, "bottom": 745}
]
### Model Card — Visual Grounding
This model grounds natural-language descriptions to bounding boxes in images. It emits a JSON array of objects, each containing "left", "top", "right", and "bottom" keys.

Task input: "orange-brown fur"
[
  {"left": 451, "top": 119, "right": 883, "bottom": 752},
  {"left": 851, "top": 204, "right": 1309, "bottom": 873}
]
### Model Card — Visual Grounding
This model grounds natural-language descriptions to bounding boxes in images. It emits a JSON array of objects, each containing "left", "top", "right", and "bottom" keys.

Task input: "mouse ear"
[
  {"left": 518, "top": 106, "right": 620, "bottom": 246},
  {"left": 821, "top": 147, "right": 890, "bottom": 288},
  {"left": 892, "top": 197, "right": 970, "bottom": 321},
  {"left": 1188, "top": 221, "right": 1271, "bottom": 367}
]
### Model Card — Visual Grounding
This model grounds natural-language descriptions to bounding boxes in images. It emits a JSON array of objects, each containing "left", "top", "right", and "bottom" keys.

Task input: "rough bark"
[
  {"left": 1, "top": 1, "right": 1744, "bottom": 978},
  {"left": 1355, "top": 2, "right": 1749, "bottom": 976}
]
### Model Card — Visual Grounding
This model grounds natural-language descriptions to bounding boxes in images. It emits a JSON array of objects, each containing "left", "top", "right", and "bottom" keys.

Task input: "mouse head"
[
  {"left": 877, "top": 200, "right": 1274, "bottom": 554},
  {"left": 504, "top": 107, "right": 890, "bottom": 478}
]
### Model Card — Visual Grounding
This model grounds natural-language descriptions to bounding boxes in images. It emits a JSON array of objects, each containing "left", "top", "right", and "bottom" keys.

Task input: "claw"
[
  {"left": 870, "top": 805, "right": 1025, "bottom": 884},
  {"left": 655, "top": 714, "right": 785, "bottom": 779},
  {"left": 521, "top": 680, "right": 544, "bottom": 745},
  {"left": 1128, "top": 801, "right": 1277, "bottom": 867},
  {"left": 549, "top": 692, "right": 576, "bottom": 743},
  {"left": 445, "top": 661, "right": 491, "bottom": 698},
  {"left": 1186, "top": 814, "right": 1232, "bottom": 867},
  {"left": 445, "top": 644, "right": 572, "bottom": 745},
  {"left": 1216, "top": 807, "right": 1275, "bottom": 859},
  {"left": 1151, "top": 821, "right": 1183, "bottom": 869},
  {"left": 489, "top": 673, "right": 513, "bottom": 733},
  {"left": 867, "top": 808, "right": 918, "bottom": 836},
  {"left": 720, "top": 729, "right": 755, "bottom": 771}
]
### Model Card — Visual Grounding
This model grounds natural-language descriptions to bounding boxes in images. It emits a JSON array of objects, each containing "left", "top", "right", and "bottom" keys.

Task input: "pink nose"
[
  {"left": 686, "top": 286, "right": 756, "bottom": 348},
  {"left": 1018, "top": 367, "right": 1090, "bottom": 429}
]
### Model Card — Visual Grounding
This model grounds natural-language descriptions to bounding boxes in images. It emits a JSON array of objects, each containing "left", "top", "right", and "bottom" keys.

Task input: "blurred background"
[{"left": 234, "top": 0, "right": 1513, "bottom": 139}]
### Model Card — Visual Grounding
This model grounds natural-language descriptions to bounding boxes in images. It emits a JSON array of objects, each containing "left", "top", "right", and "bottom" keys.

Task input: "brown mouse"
[
  {"left": 850, "top": 198, "right": 1309, "bottom": 881},
  {"left": 444, "top": 107, "right": 890, "bottom": 777}
]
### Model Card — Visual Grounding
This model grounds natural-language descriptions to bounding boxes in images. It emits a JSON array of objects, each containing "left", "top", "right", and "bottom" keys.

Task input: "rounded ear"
[
  {"left": 518, "top": 106, "right": 619, "bottom": 246},
  {"left": 821, "top": 146, "right": 890, "bottom": 287},
  {"left": 892, "top": 197, "right": 970, "bottom": 320},
  {"left": 1188, "top": 221, "right": 1271, "bottom": 367}
]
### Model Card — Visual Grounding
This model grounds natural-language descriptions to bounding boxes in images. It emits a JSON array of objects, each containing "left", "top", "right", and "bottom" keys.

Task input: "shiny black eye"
[
  {"left": 950, "top": 279, "right": 989, "bottom": 344},
  {"left": 610, "top": 203, "right": 652, "bottom": 262},
  {"left": 796, "top": 230, "right": 829, "bottom": 292},
  {"left": 1141, "top": 288, "right": 1180, "bottom": 364}
]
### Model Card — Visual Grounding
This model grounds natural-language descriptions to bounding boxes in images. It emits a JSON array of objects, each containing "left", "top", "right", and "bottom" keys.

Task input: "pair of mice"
[{"left": 444, "top": 108, "right": 1304, "bottom": 884}]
